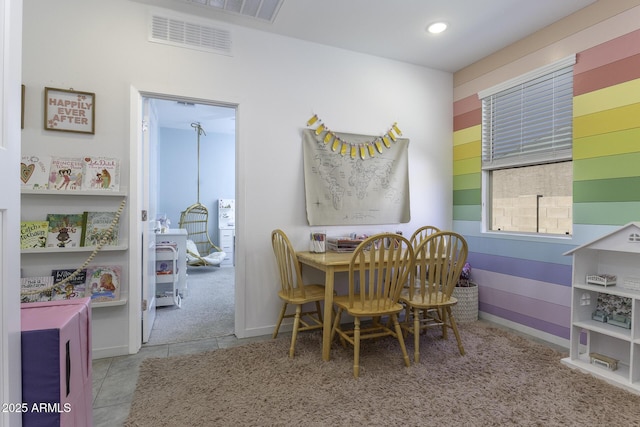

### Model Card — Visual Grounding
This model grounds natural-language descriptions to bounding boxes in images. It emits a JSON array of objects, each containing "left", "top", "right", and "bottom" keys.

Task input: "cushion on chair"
[{"left": 185, "top": 239, "right": 226, "bottom": 266}]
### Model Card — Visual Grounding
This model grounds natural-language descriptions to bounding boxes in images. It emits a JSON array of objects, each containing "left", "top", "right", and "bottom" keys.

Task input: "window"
[{"left": 479, "top": 55, "right": 575, "bottom": 236}]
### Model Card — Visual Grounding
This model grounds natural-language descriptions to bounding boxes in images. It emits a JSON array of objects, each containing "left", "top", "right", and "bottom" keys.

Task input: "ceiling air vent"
[
  {"left": 150, "top": 14, "right": 232, "bottom": 56},
  {"left": 179, "top": 0, "right": 283, "bottom": 23}
]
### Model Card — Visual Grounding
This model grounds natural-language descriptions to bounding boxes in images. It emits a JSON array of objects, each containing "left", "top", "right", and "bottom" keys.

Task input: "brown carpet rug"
[{"left": 125, "top": 321, "right": 640, "bottom": 426}]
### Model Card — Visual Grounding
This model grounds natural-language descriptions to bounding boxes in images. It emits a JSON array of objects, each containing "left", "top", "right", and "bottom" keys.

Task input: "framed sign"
[{"left": 44, "top": 87, "right": 95, "bottom": 134}]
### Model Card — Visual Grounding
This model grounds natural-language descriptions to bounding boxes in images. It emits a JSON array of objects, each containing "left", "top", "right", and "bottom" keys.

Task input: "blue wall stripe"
[
  {"left": 468, "top": 252, "right": 572, "bottom": 285},
  {"left": 465, "top": 235, "right": 574, "bottom": 265}
]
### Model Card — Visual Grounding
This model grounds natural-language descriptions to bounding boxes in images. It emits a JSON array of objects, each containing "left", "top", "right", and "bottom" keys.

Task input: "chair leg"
[
  {"left": 289, "top": 305, "right": 302, "bottom": 358},
  {"left": 446, "top": 307, "right": 465, "bottom": 356},
  {"left": 331, "top": 307, "right": 345, "bottom": 347},
  {"left": 272, "top": 302, "right": 287, "bottom": 339},
  {"left": 315, "top": 301, "right": 323, "bottom": 323},
  {"left": 413, "top": 307, "right": 420, "bottom": 363},
  {"left": 353, "top": 317, "right": 361, "bottom": 378},
  {"left": 441, "top": 307, "right": 449, "bottom": 340},
  {"left": 392, "top": 314, "right": 410, "bottom": 368}
]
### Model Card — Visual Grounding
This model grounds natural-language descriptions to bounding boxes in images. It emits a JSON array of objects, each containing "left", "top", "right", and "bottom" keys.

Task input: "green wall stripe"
[
  {"left": 574, "top": 152, "right": 640, "bottom": 181},
  {"left": 453, "top": 172, "right": 481, "bottom": 191},
  {"left": 574, "top": 177, "right": 640, "bottom": 203},
  {"left": 453, "top": 188, "right": 481, "bottom": 205},
  {"left": 574, "top": 201, "right": 640, "bottom": 225},
  {"left": 453, "top": 204, "right": 481, "bottom": 221}
]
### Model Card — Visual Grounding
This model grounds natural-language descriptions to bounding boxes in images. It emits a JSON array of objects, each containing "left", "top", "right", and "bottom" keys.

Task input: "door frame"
[{"left": 128, "top": 87, "right": 242, "bottom": 352}]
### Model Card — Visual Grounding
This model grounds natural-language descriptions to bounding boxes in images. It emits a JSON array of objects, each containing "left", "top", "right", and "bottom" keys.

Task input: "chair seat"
[
  {"left": 278, "top": 284, "right": 326, "bottom": 304},
  {"left": 333, "top": 295, "right": 404, "bottom": 316},
  {"left": 399, "top": 290, "right": 457, "bottom": 308}
]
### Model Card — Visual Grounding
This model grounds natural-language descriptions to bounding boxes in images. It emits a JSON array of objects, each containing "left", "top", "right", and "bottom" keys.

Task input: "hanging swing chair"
[{"left": 178, "top": 122, "right": 226, "bottom": 267}]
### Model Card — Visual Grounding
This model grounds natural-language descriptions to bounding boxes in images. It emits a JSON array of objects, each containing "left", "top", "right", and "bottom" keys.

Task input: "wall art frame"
[{"left": 44, "top": 87, "right": 95, "bottom": 134}]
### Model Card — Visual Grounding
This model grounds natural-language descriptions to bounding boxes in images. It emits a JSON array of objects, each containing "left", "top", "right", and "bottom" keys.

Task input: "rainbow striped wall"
[{"left": 452, "top": 28, "right": 640, "bottom": 341}]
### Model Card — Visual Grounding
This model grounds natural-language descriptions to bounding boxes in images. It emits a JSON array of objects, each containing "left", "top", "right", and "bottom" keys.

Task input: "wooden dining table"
[
  {"left": 297, "top": 247, "right": 430, "bottom": 361},
  {"left": 296, "top": 250, "right": 357, "bottom": 361}
]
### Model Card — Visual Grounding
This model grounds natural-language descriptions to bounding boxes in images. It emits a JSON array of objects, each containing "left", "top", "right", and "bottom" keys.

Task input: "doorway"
[{"left": 143, "top": 95, "right": 237, "bottom": 345}]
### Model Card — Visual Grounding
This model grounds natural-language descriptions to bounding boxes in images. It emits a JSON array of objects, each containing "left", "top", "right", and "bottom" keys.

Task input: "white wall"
[
  {"left": 158, "top": 127, "right": 235, "bottom": 244},
  {"left": 22, "top": 0, "right": 453, "bottom": 349}
]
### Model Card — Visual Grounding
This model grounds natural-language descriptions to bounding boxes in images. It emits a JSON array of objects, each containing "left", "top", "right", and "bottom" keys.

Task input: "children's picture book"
[
  {"left": 86, "top": 265, "right": 121, "bottom": 303},
  {"left": 20, "top": 276, "right": 54, "bottom": 303},
  {"left": 45, "top": 213, "right": 85, "bottom": 248},
  {"left": 20, "top": 221, "right": 49, "bottom": 249},
  {"left": 49, "top": 156, "right": 84, "bottom": 191},
  {"left": 81, "top": 211, "right": 119, "bottom": 246},
  {"left": 20, "top": 155, "right": 51, "bottom": 190},
  {"left": 51, "top": 268, "right": 88, "bottom": 301},
  {"left": 82, "top": 156, "right": 120, "bottom": 191}
]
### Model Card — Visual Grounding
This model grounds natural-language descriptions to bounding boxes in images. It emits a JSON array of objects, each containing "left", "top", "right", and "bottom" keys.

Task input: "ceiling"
[
  {"left": 147, "top": 0, "right": 597, "bottom": 130},
  {"left": 145, "top": 0, "right": 597, "bottom": 72}
]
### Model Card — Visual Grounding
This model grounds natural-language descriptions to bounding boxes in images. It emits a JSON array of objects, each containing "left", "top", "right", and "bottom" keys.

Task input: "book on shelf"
[
  {"left": 45, "top": 213, "right": 85, "bottom": 248},
  {"left": 20, "top": 154, "right": 51, "bottom": 190},
  {"left": 20, "top": 276, "right": 54, "bottom": 303},
  {"left": 51, "top": 268, "right": 88, "bottom": 301},
  {"left": 81, "top": 211, "right": 119, "bottom": 246},
  {"left": 82, "top": 156, "right": 120, "bottom": 191},
  {"left": 49, "top": 156, "right": 85, "bottom": 191},
  {"left": 20, "top": 221, "right": 49, "bottom": 249},
  {"left": 86, "top": 265, "right": 121, "bottom": 303}
]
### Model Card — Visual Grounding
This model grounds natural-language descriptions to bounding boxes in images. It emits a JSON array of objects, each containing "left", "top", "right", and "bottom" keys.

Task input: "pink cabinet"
[{"left": 21, "top": 298, "right": 92, "bottom": 426}]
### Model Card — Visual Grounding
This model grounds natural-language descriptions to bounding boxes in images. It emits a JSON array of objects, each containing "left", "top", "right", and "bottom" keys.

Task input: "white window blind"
[{"left": 480, "top": 56, "right": 575, "bottom": 170}]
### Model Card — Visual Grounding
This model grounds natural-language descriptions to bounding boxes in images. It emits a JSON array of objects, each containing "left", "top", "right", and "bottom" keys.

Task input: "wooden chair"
[
  {"left": 409, "top": 225, "right": 440, "bottom": 247},
  {"left": 331, "top": 233, "right": 413, "bottom": 378},
  {"left": 271, "top": 229, "right": 327, "bottom": 358},
  {"left": 400, "top": 231, "right": 468, "bottom": 363},
  {"left": 405, "top": 225, "right": 440, "bottom": 317}
]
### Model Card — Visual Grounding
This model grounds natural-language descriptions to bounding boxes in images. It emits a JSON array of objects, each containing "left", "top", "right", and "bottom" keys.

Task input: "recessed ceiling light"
[{"left": 427, "top": 22, "right": 448, "bottom": 34}]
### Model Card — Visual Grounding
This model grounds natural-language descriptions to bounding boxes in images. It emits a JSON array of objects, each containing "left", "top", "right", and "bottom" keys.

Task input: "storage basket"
[{"left": 451, "top": 282, "right": 478, "bottom": 323}]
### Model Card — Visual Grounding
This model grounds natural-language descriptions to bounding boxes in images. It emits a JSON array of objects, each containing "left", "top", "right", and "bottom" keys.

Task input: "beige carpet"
[{"left": 125, "top": 321, "right": 640, "bottom": 426}]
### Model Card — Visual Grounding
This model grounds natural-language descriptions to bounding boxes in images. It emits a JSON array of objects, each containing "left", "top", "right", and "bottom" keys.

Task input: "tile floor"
[{"left": 92, "top": 334, "right": 273, "bottom": 427}]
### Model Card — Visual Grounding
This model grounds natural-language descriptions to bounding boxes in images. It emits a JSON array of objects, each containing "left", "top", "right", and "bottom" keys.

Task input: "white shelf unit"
[
  {"left": 155, "top": 244, "right": 181, "bottom": 308},
  {"left": 21, "top": 190, "right": 130, "bottom": 357},
  {"left": 219, "top": 228, "right": 235, "bottom": 266},
  {"left": 156, "top": 229, "right": 188, "bottom": 297},
  {"left": 562, "top": 223, "right": 640, "bottom": 395},
  {"left": 20, "top": 190, "right": 128, "bottom": 307},
  {"left": 218, "top": 199, "right": 235, "bottom": 266}
]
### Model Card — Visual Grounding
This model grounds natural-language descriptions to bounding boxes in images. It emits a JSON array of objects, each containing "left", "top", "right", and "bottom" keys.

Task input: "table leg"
[{"left": 322, "top": 266, "right": 335, "bottom": 361}]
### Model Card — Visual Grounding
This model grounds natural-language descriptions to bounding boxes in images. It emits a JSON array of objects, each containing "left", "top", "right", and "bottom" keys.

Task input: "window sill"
[{"left": 482, "top": 230, "right": 573, "bottom": 244}]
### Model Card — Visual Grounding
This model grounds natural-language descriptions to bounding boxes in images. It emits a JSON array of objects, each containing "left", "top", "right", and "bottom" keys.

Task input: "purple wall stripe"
[
  {"left": 480, "top": 303, "right": 570, "bottom": 340},
  {"left": 468, "top": 252, "right": 572, "bottom": 286}
]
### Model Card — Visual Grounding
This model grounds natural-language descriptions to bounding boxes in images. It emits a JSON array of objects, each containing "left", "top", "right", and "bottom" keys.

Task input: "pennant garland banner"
[{"left": 306, "top": 114, "right": 403, "bottom": 160}]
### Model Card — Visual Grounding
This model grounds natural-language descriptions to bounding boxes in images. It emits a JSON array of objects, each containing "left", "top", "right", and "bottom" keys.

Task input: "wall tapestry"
[{"left": 302, "top": 120, "right": 410, "bottom": 226}]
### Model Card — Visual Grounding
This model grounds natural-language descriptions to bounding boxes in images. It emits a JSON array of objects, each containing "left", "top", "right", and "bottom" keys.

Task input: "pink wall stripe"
[
  {"left": 453, "top": 93, "right": 481, "bottom": 117},
  {"left": 454, "top": 108, "right": 481, "bottom": 132},
  {"left": 574, "top": 53, "right": 640, "bottom": 96},
  {"left": 574, "top": 27, "right": 640, "bottom": 75}
]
